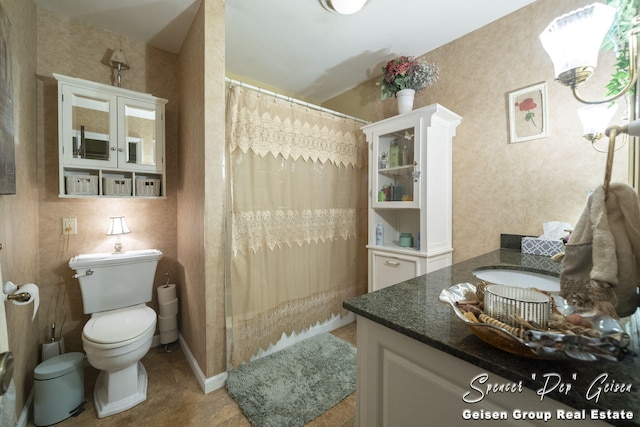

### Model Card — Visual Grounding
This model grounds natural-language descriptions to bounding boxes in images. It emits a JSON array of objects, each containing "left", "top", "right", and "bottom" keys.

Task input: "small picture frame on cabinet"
[{"left": 507, "top": 82, "right": 548, "bottom": 143}]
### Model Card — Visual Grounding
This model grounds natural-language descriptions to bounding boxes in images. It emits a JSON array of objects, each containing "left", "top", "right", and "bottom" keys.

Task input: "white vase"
[{"left": 396, "top": 89, "right": 415, "bottom": 114}]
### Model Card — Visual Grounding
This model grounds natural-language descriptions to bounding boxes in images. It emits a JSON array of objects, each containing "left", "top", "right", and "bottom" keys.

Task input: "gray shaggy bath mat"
[{"left": 226, "top": 332, "right": 356, "bottom": 427}]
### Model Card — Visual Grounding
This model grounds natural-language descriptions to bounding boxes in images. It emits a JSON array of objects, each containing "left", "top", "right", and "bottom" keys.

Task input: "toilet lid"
[{"left": 83, "top": 305, "right": 156, "bottom": 344}]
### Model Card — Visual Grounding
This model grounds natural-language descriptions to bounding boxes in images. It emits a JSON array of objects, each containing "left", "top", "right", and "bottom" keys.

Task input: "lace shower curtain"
[{"left": 226, "top": 84, "right": 367, "bottom": 367}]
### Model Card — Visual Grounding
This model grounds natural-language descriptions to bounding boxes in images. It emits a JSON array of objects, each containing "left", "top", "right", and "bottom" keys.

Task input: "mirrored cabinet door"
[
  {"left": 119, "top": 97, "right": 164, "bottom": 172},
  {"left": 61, "top": 85, "right": 118, "bottom": 168}
]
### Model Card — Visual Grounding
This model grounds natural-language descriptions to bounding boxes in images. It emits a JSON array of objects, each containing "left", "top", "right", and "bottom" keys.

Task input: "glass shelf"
[{"left": 378, "top": 164, "right": 414, "bottom": 176}]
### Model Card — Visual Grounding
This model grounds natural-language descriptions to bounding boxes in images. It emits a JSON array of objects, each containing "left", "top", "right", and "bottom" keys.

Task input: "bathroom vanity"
[{"left": 344, "top": 249, "right": 640, "bottom": 426}]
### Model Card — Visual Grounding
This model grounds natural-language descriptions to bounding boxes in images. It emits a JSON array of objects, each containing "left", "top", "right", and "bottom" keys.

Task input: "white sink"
[{"left": 472, "top": 268, "right": 560, "bottom": 292}]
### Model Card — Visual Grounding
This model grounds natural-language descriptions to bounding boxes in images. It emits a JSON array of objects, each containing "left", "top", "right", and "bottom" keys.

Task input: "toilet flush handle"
[{"left": 72, "top": 269, "right": 93, "bottom": 279}]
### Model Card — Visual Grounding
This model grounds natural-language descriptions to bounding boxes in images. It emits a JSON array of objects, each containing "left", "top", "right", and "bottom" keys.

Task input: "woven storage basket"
[
  {"left": 65, "top": 175, "right": 98, "bottom": 195},
  {"left": 135, "top": 178, "right": 161, "bottom": 196},
  {"left": 103, "top": 177, "right": 132, "bottom": 196}
]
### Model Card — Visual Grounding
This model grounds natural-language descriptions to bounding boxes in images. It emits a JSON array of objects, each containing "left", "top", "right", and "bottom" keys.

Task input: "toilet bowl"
[
  {"left": 82, "top": 304, "right": 157, "bottom": 418},
  {"left": 69, "top": 249, "right": 163, "bottom": 419}
]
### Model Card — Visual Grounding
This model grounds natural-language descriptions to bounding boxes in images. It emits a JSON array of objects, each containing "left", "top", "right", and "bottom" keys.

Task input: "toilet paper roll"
[
  {"left": 158, "top": 314, "right": 177, "bottom": 332},
  {"left": 160, "top": 328, "right": 178, "bottom": 344},
  {"left": 11, "top": 283, "right": 39, "bottom": 321},
  {"left": 159, "top": 298, "right": 178, "bottom": 317},
  {"left": 157, "top": 284, "right": 177, "bottom": 304}
]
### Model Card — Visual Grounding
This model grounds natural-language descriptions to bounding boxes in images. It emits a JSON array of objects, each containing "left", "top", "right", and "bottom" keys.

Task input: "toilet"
[{"left": 69, "top": 249, "right": 163, "bottom": 418}]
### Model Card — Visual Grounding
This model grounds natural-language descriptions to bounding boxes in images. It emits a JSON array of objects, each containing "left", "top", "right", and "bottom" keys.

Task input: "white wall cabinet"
[
  {"left": 54, "top": 73, "right": 168, "bottom": 198},
  {"left": 362, "top": 104, "right": 461, "bottom": 292}
]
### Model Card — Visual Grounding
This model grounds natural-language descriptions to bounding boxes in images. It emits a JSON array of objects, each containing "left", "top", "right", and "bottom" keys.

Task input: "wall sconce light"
[
  {"left": 539, "top": 3, "right": 638, "bottom": 105},
  {"left": 106, "top": 216, "right": 131, "bottom": 253},
  {"left": 109, "top": 48, "right": 130, "bottom": 88},
  {"left": 319, "top": 0, "right": 369, "bottom": 15},
  {"left": 578, "top": 102, "right": 618, "bottom": 147},
  {"left": 541, "top": 3, "right": 640, "bottom": 196}
]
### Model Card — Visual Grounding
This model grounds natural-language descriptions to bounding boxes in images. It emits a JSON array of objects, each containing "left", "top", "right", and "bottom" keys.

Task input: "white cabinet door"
[
  {"left": 118, "top": 96, "right": 164, "bottom": 173},
  {"left": 355, "top": 316, "right": 610, "bottom": 427},
  {"left": 60, "top": 84, "right": 118, "bottom": 169},
  {"left": 370, "top": 115, "right": 421, "bottom": 209}
]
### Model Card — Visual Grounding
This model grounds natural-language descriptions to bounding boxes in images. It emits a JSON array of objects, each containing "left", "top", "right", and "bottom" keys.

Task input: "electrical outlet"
[{"left": 62, "top": 217, "right": 77, "bottom": 235}]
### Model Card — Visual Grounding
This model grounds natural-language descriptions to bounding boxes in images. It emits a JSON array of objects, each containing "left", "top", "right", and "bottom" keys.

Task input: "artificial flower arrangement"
[{"left": 377, "top": 56, "right": 440, "bottom": 100}]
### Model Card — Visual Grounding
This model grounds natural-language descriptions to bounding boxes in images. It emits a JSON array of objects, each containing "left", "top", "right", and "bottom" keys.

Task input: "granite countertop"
[{"left": 344, "top": 249, "right": 640, "bottom": 426}]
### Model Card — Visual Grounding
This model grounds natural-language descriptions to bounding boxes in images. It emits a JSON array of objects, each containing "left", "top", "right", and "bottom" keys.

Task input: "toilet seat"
[{"left": 83, "top": 304, "right": 156, "bottom": 346}]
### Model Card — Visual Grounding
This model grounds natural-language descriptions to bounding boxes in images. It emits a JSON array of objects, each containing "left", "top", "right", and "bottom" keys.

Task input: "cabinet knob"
[
  {"left": 118, "top": 148, "right": 125, "bottom": 152},
  {"left": 385, "top": 261, "right": 400, "bottom": 266},
  {"left": 110, "top": 146, "right": 117, "bottom": 151}
]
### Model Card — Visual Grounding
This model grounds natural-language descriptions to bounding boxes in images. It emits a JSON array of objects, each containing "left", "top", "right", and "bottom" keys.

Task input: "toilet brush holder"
[
  {"left": 41, "top": 338, "right": 65, "bottom": 362},
  {"left": 41, "top": 323, "right": 65, "bottom": 362}
]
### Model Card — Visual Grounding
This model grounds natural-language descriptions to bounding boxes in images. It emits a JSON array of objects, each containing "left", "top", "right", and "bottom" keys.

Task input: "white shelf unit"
[
  {"left": 362, "top": 104, "right": 461, "bottom": 292},
  {"left": 54, "top": 73, "right": 167, "bottom": 198}
]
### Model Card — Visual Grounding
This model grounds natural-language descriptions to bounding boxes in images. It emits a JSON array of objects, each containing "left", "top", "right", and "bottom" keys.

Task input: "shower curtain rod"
[{"left": 225, "top": 77, "right": 369, "bottom": 124}]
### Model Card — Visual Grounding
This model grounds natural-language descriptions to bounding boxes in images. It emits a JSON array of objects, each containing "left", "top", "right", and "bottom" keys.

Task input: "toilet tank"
[{"left": 69, "top": 249, "right": 163, "bottom": 314}]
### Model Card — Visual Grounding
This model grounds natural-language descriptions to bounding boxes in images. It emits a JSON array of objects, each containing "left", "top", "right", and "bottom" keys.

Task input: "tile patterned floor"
[{"left": 31, "top": 323, "right": 357, "bottom": 427}]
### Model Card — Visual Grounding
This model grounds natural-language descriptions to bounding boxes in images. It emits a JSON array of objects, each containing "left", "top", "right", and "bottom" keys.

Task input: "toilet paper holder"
[
  {"left": 2, "top": 281, "right": 31, "bottom": 302},
  {"left": 3, "top": 281, "right": 40, "bottom": 321},
  {"left": 6, "top": 292, "right": 31, "bottom": 303}
]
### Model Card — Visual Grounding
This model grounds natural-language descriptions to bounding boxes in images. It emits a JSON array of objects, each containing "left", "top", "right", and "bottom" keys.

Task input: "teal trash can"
[{"left": 34, "top": 352, "right": 85, "bottom": 426}]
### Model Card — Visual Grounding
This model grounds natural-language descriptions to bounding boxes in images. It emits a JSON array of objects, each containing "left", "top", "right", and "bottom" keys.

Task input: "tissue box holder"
[{"left": 521, "top": 237, "right": 563, "bottom": 257}]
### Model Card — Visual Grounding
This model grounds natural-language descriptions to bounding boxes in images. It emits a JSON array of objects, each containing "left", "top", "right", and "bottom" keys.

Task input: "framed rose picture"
[{"left": 508, "top": 82, "right": 548, "bottom": 144}]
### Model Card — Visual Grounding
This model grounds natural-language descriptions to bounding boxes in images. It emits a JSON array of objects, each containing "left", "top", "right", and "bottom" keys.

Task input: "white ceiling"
[{"left": 35, "top": 0, "right": 536, "bottom": 104}]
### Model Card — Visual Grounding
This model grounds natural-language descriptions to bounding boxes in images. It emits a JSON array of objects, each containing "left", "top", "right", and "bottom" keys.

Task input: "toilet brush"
[{"left": 41, "top": 322, "right": 65, "bottom": 362}]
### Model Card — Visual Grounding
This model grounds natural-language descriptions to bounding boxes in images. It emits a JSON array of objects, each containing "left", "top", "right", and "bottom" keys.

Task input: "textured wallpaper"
[{"left": 325, "top": 0, "right": 629, "bottom": 263}]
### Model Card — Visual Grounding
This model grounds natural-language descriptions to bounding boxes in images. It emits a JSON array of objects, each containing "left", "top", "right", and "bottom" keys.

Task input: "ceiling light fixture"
[{"left": 320, "top": 0, "right": 369, "bottom": 15}]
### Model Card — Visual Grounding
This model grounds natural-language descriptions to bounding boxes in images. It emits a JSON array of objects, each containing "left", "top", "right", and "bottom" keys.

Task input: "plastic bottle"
[
  {"left": 379, "top": 152, "right": 388, "bottom": 169},
  {"left": 389, "top": 140, "right": 399, "bottom": 168},
  {"left": 376, "top": 224, "right": 384, "bottom": 245}
]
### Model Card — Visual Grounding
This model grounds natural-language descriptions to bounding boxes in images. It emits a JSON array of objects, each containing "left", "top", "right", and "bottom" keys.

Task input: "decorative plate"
[{"left": 439, "top": 283, "right": 631, "bottom": 362}]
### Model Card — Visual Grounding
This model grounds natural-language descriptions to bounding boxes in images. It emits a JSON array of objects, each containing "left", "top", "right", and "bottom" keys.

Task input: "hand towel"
[{"left": 560, "top": 183, "right": 640, "bottom": 318}]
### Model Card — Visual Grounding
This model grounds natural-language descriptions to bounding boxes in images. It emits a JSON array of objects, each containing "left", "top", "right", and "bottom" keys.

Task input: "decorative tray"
[{"left": 439, "top": 283, "right": 631, "bottom": 361}]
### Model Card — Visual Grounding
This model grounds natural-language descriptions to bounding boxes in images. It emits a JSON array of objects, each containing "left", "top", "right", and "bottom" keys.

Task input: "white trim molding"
[{"left": 178, "top": 333, "right": 227, "bottom": 394}]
